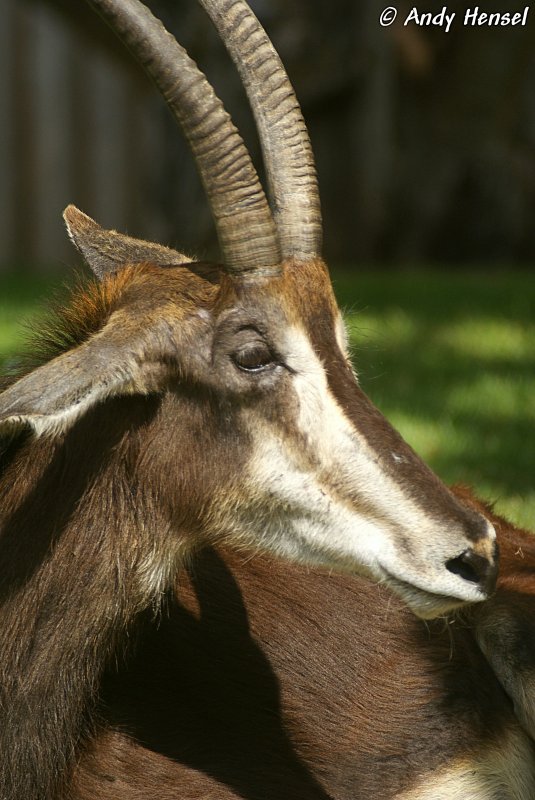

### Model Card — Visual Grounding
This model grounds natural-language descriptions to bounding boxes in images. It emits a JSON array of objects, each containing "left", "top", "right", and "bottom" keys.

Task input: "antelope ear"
[
  {"left": 63, "top": 205, "right": 191, "bottom": 278},
  {"left": 0, "top": 329, "right": 169, "bottom": 438},
  {"left": 475, "top": 599, "right": 535, "bottom": 740}
]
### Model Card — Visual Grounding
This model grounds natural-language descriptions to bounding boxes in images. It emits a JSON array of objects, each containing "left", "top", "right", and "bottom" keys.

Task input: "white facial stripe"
[
  {"left": 220, "top": 326, "right": 492, "bottom": 608},
  {"left": 396, "top": 729, "right": 535, "bottom": 800},
  {"left": 227, "top": 427, "right": 389, "bottom": 569}
]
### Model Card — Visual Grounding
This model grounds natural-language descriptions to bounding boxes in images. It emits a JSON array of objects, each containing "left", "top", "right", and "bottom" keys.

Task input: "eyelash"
[{"left": 232, "top": 342, "right": 275, "bottom": 373}]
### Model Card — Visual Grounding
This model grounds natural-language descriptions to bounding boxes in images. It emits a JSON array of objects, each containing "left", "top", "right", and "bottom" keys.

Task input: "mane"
[
  {"left": 6, "top": 265, "right": 155, "bottom": 379},
  {"left": 0, "top": 265, "right": 154, "bottom": 479},
  {"left": 1, "top": 259, "right": 221, "bottom": 388},
  {"left": 0, "top": 262, "right": 177, "bottom": 799}
]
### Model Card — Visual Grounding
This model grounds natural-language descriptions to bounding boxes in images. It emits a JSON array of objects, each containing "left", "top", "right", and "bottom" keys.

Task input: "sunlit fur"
[{"left": 396, "top": 734, "right": 535, "bottom": 800}]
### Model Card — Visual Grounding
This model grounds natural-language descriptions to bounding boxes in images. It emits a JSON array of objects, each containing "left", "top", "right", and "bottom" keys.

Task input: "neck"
[{"left": 0, "top": 401, "right": 171, "bottom": 800}]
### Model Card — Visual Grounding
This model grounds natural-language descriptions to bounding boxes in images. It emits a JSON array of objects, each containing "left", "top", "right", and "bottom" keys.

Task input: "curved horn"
[
  {"left": 197, "top": 0, "right": 322, "bottom": 260},
  {"left": 86, "top": 0, "right": 281, "bottom": 276}
]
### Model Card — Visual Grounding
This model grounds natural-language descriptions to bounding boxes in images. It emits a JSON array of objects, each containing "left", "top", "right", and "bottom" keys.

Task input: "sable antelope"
[
  {"left": 0, "top": 1, "right": 498, "bottom": 798},
  {"left": 70, "top": 490, "right": 535, "bottom": 800}
]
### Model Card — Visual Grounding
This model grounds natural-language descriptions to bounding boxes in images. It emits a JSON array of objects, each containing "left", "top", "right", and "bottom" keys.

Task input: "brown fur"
[
  {"left": 0, "top": 264, "right": 220, "bottom": 799},
  {"left": 68, "top": 491, "right": 535, "bottom": 800},
  {"left": 0, "top": 260, "right": 356, "bottom": 799},
  {"left": 1, "top": 0, "right": 505, "bottom": 795},
  {"left": 20, "top": 268, "right": 152, "bottom": 370},
  {"left": 0, "top": 257, "right": 502, "bottom": 799},
  {"left": 12, "top": 264, "right": 217, "bottom": 376}
]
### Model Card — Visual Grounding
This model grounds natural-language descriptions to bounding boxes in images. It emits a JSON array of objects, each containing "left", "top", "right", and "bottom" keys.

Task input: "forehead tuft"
[
  {"left": 235, "top": 257, "right": 339, "bottom": 330},
  {"left": 281, "top": 258, "right": 340, "bottom": 334}
]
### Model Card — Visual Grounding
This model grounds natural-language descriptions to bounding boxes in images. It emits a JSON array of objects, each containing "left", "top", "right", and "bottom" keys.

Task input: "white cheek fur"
[{"left": 220, "top": 326, "right": 493, "bottom": 609}]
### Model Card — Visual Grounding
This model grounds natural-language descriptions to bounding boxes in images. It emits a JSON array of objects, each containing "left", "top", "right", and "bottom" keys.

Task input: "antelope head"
[{"left": 0, "top": 0, "right": 497, "bottom": 618}]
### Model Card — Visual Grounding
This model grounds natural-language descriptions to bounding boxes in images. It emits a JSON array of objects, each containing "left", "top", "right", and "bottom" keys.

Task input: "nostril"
[{"left": 446, "top": 548, "right": 496, "bottom": 593}]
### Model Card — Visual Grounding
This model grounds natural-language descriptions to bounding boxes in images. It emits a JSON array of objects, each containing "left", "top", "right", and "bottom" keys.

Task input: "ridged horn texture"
[
  {"left": 197, "top": 0, "right": 322, "bottom": 260},
  {"left": 86, "top": 0, "right": 281, "bottom": 276}
]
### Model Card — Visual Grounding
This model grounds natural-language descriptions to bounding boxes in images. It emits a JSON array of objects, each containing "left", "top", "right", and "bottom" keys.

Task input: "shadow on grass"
[{"left": 333, "top": 270, "right": 535, "bottom": 525}]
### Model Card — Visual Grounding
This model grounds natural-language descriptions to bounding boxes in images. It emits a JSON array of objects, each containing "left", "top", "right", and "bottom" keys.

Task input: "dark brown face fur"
[
  {"left": 0, "top": 259, "right": 498, "bottom": 611},
  {"left": 0, "top": 259, "right": 499, "bottom": 800},
  {"left": 272, "top": 262, "right": 493, "bottom": 537},
  {"left": 207, "top": 260, "right": 498, "bottom": 615}
]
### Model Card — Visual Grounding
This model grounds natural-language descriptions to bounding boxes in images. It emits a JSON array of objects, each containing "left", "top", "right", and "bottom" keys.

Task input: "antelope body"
[
  {"left": 70, "top": 490, "right": 535, "bottom": 800},
  {"left": 0, "top": 1, "right": 499, "bottom": 798}
]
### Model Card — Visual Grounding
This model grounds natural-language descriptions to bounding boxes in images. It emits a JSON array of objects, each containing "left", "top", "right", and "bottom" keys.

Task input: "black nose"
[{"left": 446, "top": 545, "right": 499, "bottom": 596}]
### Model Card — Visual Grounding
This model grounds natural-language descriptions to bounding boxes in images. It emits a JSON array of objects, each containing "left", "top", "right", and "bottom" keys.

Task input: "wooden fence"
[{"left": 0, "top": 0, "right": 213, "bottom": 273}]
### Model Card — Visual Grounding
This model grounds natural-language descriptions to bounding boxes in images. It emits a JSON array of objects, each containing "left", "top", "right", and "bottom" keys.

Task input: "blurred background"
[
  {"left": 2, "top": 0, "right": 535, "bottom": 268},
  {"left": 0, "top": 0, "right": 534, "bottom": 523}
]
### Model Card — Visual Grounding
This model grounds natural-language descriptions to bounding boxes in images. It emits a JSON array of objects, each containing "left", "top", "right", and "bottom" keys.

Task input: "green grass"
[
  {"left": 1, "top": 269, "right": 534, "bottom": 528},
  {"left": 332, "top": 270, "right": 535, "bottom": 528},
  {"left": 0, "top": 274, "right": 60, "bottom": 365}
]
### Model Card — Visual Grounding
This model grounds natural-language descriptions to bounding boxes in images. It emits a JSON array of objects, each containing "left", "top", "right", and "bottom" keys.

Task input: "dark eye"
[{"left": 232, "top": 342, "right": 275, "bottom": 373}]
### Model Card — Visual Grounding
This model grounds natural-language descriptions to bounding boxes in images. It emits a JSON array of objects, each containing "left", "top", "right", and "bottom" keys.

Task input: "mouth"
[{"left": 380, "top": 572, "right": 488, "bottom": 620}]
